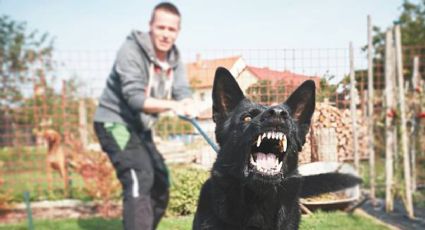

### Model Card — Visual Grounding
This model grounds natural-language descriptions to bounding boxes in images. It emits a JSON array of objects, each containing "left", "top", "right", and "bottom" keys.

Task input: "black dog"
[{"left": 192, "top": 67, "right": 361, "bottom": 230}]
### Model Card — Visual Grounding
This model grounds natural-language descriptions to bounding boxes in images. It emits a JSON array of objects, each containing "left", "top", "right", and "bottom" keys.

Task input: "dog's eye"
[
  {"left": 250, "top": 109, "right": 261, "bottom": 117},
  {"left": 242, "top": 115, "right": 252, "bottom": 123}
]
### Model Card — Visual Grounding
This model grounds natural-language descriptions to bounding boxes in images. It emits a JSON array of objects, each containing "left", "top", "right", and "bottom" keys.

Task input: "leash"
[{"left": 178, "top": 115, "right": 219, "bottom": 153}]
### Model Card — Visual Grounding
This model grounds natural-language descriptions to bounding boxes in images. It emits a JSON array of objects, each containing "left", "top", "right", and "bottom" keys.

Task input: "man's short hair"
[{"left": 150, "top": 2, "right": 181, "bottom": 23}]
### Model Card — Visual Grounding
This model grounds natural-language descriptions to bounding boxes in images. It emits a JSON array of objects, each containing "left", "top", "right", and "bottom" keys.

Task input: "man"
[{"left": 93, "top": 2, "right": 195, "bottom": 229}]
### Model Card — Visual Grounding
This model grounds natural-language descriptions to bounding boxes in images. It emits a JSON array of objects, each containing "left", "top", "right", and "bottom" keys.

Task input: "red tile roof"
[
  {"left": 186, "top": 56, "right": 241, "bottom": 89},
  {"left": 246, "top": 66, "right": 320, "bottom": 87},
  {"left": 195, "top": 65, "right": 321, "bottom": 120}
]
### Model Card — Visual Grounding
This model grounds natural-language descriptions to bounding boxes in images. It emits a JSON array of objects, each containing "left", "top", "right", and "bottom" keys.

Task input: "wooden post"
[
  {"left": 367, "top": 15, "right": 376, "bottom": 204},
  {"left": 32, "top": 84, "right": 40, "bottom": 144},
  {"left": 61, "top": 80, "right": 70, "bottom": 198},
  {"left": 384, "top": 28, "right": 395, "bottom": 213},
  {"left": 349, "top": 42, "right": 360, "bottom": 172},
  {"left": 315, "top": 128, "right": 338, "bottom": 161},
  {"left": 394, "top": 25, "right": 414, "bottom": 218},
  {"left": 410, "top": 56, "right": 419, "bottom": 193},
  {"left": 78, "top": 99, "right": 88, "bottom": 151}
]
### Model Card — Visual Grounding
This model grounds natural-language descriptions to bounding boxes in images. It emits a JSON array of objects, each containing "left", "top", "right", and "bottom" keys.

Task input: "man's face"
[{"left": 150, "top": 10, "right": 180, "bottom": 56}]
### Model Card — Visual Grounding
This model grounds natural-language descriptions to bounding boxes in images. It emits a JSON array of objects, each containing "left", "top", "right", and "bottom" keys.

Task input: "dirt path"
[{"left": 361, "top": 199, "right": 425, "bottom": 230}]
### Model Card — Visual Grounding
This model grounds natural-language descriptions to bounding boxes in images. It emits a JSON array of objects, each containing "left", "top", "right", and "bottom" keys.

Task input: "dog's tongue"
[{"left": 255, "top": 152, "right": 278, "bottom": 169}]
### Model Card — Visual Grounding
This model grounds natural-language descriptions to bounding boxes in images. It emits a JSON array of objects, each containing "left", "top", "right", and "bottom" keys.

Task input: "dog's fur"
[
  {"left": 42, "top": 129, "right": 70, "bottom": 193},
  {"left": 192, "top": 67, "right": 361, "bottom": 230},
  {"left": 42, "top": 129, "right": 83, "bottom": 194}
]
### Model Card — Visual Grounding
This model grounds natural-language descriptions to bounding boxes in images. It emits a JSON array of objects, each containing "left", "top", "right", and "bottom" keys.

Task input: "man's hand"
[
  {"left": 143, "top": 97, "right": 205, "bottom": 118},
  {"left": 172, "top": 98, "right": 202, "bottom": 118}
]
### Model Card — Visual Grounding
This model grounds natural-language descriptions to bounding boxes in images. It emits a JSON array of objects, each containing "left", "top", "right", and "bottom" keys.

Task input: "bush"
[
  {"left": 154, "top": 116, "right": 194, "bottom": 138},
  {"left": 166, "top": 165, "right": 209, "bottom": 217},
  {"left": 72, "top": 150, "right": 121, "bottom": 218},
  {"left": 0, "top": 161, "right": 13, "bottom": 209}
]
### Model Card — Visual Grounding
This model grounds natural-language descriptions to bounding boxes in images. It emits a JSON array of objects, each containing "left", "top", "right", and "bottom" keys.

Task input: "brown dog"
[{"left": 42, "top": 129, "right": 70, "bottom": 195}]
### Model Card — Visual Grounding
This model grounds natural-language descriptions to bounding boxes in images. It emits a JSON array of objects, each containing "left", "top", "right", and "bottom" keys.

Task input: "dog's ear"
[
  {"left": 212, "top": 67, "right": 245, "bottom": 122},
  {"left": 284, "top": 80, "right": 315, "bottom": 144}
]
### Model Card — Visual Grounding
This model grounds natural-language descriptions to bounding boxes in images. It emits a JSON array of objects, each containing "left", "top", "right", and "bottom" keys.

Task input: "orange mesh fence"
[{"left": 0, "top": 46, "right": 424, "bottom": 202}]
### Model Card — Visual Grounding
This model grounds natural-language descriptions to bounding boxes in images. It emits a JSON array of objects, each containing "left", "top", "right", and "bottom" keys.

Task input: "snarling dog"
[{"left": 192, "top": 67, "right": 361, "bottom": 230}]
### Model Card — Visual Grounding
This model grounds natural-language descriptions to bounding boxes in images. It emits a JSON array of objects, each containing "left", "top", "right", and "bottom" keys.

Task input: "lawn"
[
  {"left": 0, "top": 211, "right": 390, "bottom": 230},
  {"left": 1, "top": 169, "right": 89, "bottom": 202},
  {"left": 0, "top": 216, "right": 193, "bottom": 230},
  {"left": 0, "top": 146, "right": 116, "bottom": 202}
]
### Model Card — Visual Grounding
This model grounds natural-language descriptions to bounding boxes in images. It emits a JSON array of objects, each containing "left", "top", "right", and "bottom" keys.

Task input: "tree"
[
  {"left": 317, "top": 73, "right": 338, "bottom": 103},
  {"left": 371, "top": 0, "right": 425, "bottom": 57},
  {"left": 361, "top": 0, "right": 425, "bottom": 95},
  {"left": 246, "top": 80, "right": 286, "bottom": 105},
  {"left": 397, "top": 0, "right": 425, "bottom": 46},
  {"left": 0, "top": 15, "right": 54, "bottom": 108},
  {"left": 0, "top": 15, "right": 54, "bottom": 146}
]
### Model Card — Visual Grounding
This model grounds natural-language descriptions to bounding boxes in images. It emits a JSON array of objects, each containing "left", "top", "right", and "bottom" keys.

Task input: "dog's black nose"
[{"left": 261, "top": 107, "right": 287, "bottom": 121}]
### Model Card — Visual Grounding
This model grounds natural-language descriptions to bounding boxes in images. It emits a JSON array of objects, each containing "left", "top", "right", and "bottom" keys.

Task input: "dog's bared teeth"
[
  {"left": 267, "top": 132, "right": 271, "bottom": 139},
  {"left": 256, "top": 135, "right": 262, "bottom": 147},
  {"left": 262, "top": 133, "right": 266, "bottom": 139},
  {"left": 278, "top": 161, "right": 283, "bottom": 170},
  {"left": 250, "top": 155, "right": 257, "bottom": 166},
  {"left": 278, "top": 134, "right": 287, "bottom": 153},
  {"left": 283, "top": 135, "right": 287, "bottom": 152}
]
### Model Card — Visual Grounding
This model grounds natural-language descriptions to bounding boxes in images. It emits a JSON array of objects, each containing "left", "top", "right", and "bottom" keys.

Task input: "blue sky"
[
  {"left": 0, "top": 0, "right": 414, "bottom": 96},
  {"left": 0, "top": 0, "right": 410, "bottom": 51}
]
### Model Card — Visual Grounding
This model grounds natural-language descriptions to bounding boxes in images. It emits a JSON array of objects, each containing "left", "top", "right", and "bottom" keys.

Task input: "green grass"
[
  {"left": 413, "top": 189, "right": 425, "bottom": 208},
  {"left": 360, "top": 154, "right": 425, "bottom": 207},
  {"left": 0, "top": 146, "right": 112, "bottom": 202},
  {"left": 0, "top": 146, "right": 47, "bottom": 162},
  {"left": 0, "top": 216, "right": 193, "bottom": 230},
  {"left": 299, "top": 211, "right": 390, "bottom": 230},
  {"left": 1, "top": 170, "right": 89, "bottom": 202},
  {"left": 0, "top": 212, "right": 390, "bottom": 230}
]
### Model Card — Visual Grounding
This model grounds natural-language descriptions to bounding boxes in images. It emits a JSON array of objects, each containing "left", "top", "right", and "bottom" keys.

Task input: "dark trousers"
[{"left": 94, "top": 122, "right": 169, "bottom": 230}]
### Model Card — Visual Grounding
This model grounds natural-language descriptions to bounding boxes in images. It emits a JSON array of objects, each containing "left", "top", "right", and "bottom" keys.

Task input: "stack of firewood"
[{"left": 299, "top": 102, "right": 368, "bottom": 164}]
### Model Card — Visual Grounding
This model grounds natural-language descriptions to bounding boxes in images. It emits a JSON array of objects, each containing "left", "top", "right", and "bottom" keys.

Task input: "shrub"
[
  {"left": 154, "top": 116, "right": 194, "bottom": 138},
  {"left": 0, "top": 161, "right": 13, "bottom": 209},
  {"left": 166, "top": 165, "right": 209, "bottom": 217},
  {"left": 73, "top": 150, "right": 121, "bottom": 218}
]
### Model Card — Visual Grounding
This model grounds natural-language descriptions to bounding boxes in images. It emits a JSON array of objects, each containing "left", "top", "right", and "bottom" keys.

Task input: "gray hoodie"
[{"left": 94, "top": 31, "right": 191, "bottom": 131}]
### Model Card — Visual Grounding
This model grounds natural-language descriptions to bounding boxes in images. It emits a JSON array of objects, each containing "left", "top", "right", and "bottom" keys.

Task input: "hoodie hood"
[{"left": 130, "top": 30, "right": 181, "bottom": 68}]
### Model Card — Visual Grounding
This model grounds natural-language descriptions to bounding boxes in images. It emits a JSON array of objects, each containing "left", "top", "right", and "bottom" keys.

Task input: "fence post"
[
  {"left": 315, "top": 128, "right": 337, "bottom": 161},
  {"left": 410, "top": 56, "right": 420, "bottom": 193},
  {"left": 384, "top": 28, "right": 395, "bottom": 213},
  {"left": 23, "top": 191, "right": 34, "bottom": 230},
  {"left": 367, "top": 15, "right": 376, "bottom": 204},
  {"left": 32, "top": 83, "right": 40, "bottom": 144},
  {"left": 394, "top": 25, "right": 414, "bottom": 219},
  {"left": 78, "top": 99, "right": 88, "bottom": 150},
  {"left": 349, "top": 42, "right": 359, "bottom": 172},
  {"left": 61, "top": 80, "right": 70, "bottom": 198}
]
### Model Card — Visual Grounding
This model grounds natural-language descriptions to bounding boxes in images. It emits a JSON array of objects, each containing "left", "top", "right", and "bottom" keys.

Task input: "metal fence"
[{"left": 0, "top": 46, "right": 424, "bottom": 201}]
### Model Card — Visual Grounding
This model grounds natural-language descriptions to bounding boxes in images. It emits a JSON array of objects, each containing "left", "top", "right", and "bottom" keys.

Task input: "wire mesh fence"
[{"left": 0, "top": 46, "right": 424, "bottom": 202}]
